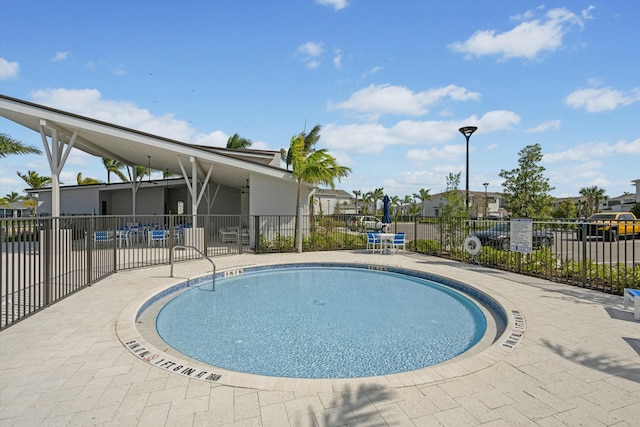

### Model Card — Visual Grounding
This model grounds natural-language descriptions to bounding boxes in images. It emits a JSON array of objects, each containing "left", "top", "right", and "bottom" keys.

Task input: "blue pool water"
[{"left": 156, "top": 266, "right": 487, "bottom": 379}]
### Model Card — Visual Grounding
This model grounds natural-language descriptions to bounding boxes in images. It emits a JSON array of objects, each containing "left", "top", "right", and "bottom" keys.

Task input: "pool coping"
[{"left": 115, "top": 261, "right": 526, "bottom": 392}]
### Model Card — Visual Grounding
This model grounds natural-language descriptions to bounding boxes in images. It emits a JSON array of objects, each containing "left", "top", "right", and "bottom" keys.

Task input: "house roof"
[{"left": 0, "top": 94, "right": 295, "bottom": 190}]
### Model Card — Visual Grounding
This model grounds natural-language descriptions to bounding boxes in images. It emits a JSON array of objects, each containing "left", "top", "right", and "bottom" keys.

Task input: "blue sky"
[{"left": 1, "top": 0, "right": 638, "bottom": 201}]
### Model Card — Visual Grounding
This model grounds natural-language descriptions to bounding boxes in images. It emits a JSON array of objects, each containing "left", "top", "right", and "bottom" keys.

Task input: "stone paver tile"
[
  {"left": 167, "top": 394, "right": 209, "bottom": 418},
  {"left": 127, "top": 377, "right": 168, "bottom": 396},
  {"left": 222, "top": 416, "right": 262, "bottom": 427},
  {"left": 433, "top": 406, "right": 481, "bottom": 426},
  {"left": 510, "top": 395, "right": 557, "bottom": 421},
  {"left": 94, "top": 364, "right": 132, "bottom": 378},
  {"left": 234, "top": 391, "right": 260, "bottom": 421},
  {"left": 48, "top": 392, "right": 100, "bottom": 417},
  {"left": 93, "top": 383, "right": 131, "bottom": 409},
  {"left": 397, "top": 388, "right": 438, "bottom": 419},
  {"left": 165, "top": 413, "right": 194, "bottom": 427},
  {"left": 473, "top": 388, "right": 515, "bottom": 409},
  {"left": 284, "top": 395, "right": 324, "bottom": 419},
  {"left": 186, "top": 378, "right": 213, "bottom": 399},
  {"left": 376, "top": 402, "right": 414, "bottom": 426},
  {"left": 419, "top": 385, "right": 459, "bottom": 411},
  {"left": 66, "top": 405, "right": 119, "bottom": 426},
  {"left": 137, "top": 403, "right": 170, "bottom": 427},
  {"left": 454, "top": 395, "right": 501, "bottom": 424},
  {"left": 258, "top": 390, "right": 296, "bottom": 407},
  {"left": 199, "top": 386, "right": 234, "bottom": 425},
  {"left": 147, "top": 386, "right": 187, "bottom": 406},
  {"left": 317, "top": 391, "right": 345, "bottom": 409},
  {"left": 437, "top": 376, "right": 492, "bottom": 398},
  {"left": 259, "top": 402, "right": 290, "bottom": 427},
  {"left": 109, "top": 392, "right": 150, "bottom": 424},
  {"left": 36, "top": 413, "right": 75, "bottom": 427},
  {"left": 286, "top": 412, "right": 318, "bottom": 427},
  {"left": 314, "top": 404, "right": 358, "bottom": 426},
  {"left": 489, "top": 405, "right": 538, "bottom": 426},
  {"left": 80, "top": 376, "right": 113, "bottom": 398}
]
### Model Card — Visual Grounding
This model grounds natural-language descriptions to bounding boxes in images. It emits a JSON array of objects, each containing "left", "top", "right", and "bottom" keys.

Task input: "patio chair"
[
  {"left": 390, "top": 232, "right": 406, "bottom": 254},
  {"left": 366, "top": 232, "right": 381, "bottom": 253},
  {"left": 116, "top": 229, "right": 130, "bottom": 247},
  {"left": 93, "top": 230, "right": 114, "bottom": 248},
  {"left": 148, "top": 229, "right": 169, "bottom": 247}
]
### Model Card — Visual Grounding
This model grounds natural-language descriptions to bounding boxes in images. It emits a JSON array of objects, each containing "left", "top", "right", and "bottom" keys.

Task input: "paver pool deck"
[{"left": 1, "top": 251, "right": 639, "bottom": 426}]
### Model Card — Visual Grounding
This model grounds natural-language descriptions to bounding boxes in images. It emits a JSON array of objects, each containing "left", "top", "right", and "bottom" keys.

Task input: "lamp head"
[{"left": 458, "top": 126, "right": 478, "bottom": 137}]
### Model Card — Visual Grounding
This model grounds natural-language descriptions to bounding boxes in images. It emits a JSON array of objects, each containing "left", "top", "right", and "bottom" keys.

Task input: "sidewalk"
[{"left": 1, "top": 251, "right": 639, "bottom": 426}]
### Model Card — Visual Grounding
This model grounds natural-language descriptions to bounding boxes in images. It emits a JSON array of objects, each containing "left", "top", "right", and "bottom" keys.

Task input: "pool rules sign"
[{"left": 510, "top": 219, "right": 533, "bottom": 254}]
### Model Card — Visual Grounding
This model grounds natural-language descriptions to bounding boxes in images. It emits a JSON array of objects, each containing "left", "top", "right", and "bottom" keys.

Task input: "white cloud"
[
  {"left": 0, "top": 57, "right": 19, "bottom": 80},
  {"left": 525, "top": 119, "right": 561, "bottom": 133},
  {"left": 315, "top": 0, "right": 348, "bottom": 11},
  {"left": 298, "top": 41, "right": 324, "bottom": 68},
  {"left": 449, "top": 7, "right": 587, "bottom": 60},
  {"left": 85, "top": 60, "right": 126, "bottom": 76},
  {"left": 298, "top": 41, "right": 324, "bottom": 57},
  {"left": 321, "top": 110, "right": 520, "bottom": 154},
  {"left": 329, "top": 84, "right": 480, "bottom": 118},
  {"left": 51, "top": 51, "right": 70, "bottom": 62},
  {"left": 333, "top": 49, "right": 342, "bottom": 68},
  {"left": 565, "top": 86, "right": 640, "bottom": 112},
  {"left": 544, "top": 138, "right": 640, "bottom": 163},
  {"left": 28, "top": 88, "right": 225, "bottom": 145},
  {"left": 406, "top": 145, "right": 467, "bottom": 165}
]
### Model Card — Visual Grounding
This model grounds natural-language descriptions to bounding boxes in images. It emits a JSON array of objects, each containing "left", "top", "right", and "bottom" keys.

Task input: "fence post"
[
  {"left": 43, "top": 218, "right": 52, "bottom": 306},
  {"left": 254, "top": 215, "right": 260, "bottom": 253},
  {"left": 581, "top": 222, "right": 587, "bottom": 287},
  {"left": 86, "top": 220, "right": 93, "bottom": 284}
]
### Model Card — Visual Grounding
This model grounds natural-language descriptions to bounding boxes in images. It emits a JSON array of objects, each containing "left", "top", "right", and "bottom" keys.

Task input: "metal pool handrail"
[{"left": 170, "top": 245, "right": 216, "bottom": 291}]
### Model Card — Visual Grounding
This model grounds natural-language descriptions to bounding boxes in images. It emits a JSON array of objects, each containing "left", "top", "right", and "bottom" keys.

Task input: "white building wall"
[{"left": 249, "top": 174, "right": 306, "bottom": 215}]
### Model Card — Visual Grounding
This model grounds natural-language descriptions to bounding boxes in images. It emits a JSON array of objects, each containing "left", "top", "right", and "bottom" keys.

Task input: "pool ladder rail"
[{"left": 169, "top": 245, "right": 216, "bottom": 291}]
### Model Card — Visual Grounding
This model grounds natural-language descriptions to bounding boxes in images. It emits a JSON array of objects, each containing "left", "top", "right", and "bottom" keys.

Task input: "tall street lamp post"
[
  {"left": 483, "top": 182, "right": 489, "bottom": 218},
  {"left": 458, "top": 126, "right": 478, "bottom": 214}
]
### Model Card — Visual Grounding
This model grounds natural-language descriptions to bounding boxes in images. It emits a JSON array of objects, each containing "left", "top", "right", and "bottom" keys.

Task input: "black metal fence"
[{"left": 2, "top": 214, "right": 638, "bottom": 329}]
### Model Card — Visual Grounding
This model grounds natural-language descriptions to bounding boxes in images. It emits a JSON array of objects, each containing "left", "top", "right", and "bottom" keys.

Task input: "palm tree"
[
  {"left": 370, "top": 188, "right": 384, "bottom": 217},
  {"left": 361, "top": 193, "right": 373, "bottom": 214},
  {"left": 0, "top": 133, "right": 42, "bottom": 158},
  {"left": 17, "top": 170, "right": 52, "bottom": 189},
  {"left": 1, "top": 191, "right": 24, "bottom": 209},
  {"left": 226, "top": 133, "right": 253, "bottom": 149},
  {"left": 289, "top": 132, "right": 351, "bottom": 247},
  {"left": 16, "top": 171, "right": 51, "bottom": 216},
  {"left": 77, "top": 173, "right": 103, "bottom": 185},
  {"left": 413, "top": 188, "right": 432, "bottom": 216},
  {"left": 579, "top": 186, "right": 608, "bottom": 216},
  {"left": 352, "top": 190, "right": 362, "bottom": 214},
  {"left": 390, "top": 195, "right": 401, "bottom": 217},
  {"left": 126, "top": 165, "right": 150, "bottom": 182},
  {"left": 401, "top": 195, "right": 414, "bottom": 215},
  {"left": 284, "top": 124, "right": 322, "bottom": 169},
  {"left": 102, "top": 158, "right": 128, "bottom": 183}
]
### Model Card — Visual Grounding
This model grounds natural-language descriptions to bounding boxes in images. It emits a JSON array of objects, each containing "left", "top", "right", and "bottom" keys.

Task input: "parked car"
[
  {"left": 472, "top": 222, "right": 553, "bottom": 251},
  {"left": 346, "top": 215, "right": 384, "bottom": 232},
  {"left": 577, "top": 212, "right": 640, "bottom": 242}
]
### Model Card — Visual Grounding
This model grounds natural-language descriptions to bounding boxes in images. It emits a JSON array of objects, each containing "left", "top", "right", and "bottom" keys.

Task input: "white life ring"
[{"left": 463, "top": 235, "right": 482, "bottom": 256}]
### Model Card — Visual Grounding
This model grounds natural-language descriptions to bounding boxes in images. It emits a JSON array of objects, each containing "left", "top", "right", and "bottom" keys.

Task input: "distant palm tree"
[
  {"left": 126, "top": 165, "right": 150, "bottom": 182},
  {"left": 370, "top": 188, "right": 384, "bottom": 217},
  {"left": 1, "top": 191, "right": 25, "bottom": 208},
  {"left": 102, "top": 158, "right": 128, "bottom": 183},
  {"left": 17, "top": 170, "right": 52, "bottom": 189},
  {"left": 413, "top": 188, "right": 432, "bottom": 215},
  {"left": 16, "top": 171, "right": 51, "bottom": 216},
  {"left": 401, "top": 195, "right": 413, "bottom": 215},
  {"left": 579, "top": 186, "right": 608, "bottom": 216},
  {"left": 77, "top": 173, "right": 103, "bottom": 185},
  {"left": 226, "top": 133, "right": 253, "bottom": 149},
  {"left": 352, "top": 190, "right": 362, "bottom": 214},
  {"left": 0, "top": 133, "right": 42, "bottom": 158}
]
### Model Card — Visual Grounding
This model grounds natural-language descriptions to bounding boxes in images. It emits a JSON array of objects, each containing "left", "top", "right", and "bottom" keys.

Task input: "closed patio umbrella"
[{"left": 382, "top": 194, "right": 392, "bottom": 230}]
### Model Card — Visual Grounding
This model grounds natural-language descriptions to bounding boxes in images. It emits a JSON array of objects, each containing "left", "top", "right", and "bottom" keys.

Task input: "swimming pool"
[{"left": 153, "top": 265, "right": 489, "bottom": 379}]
